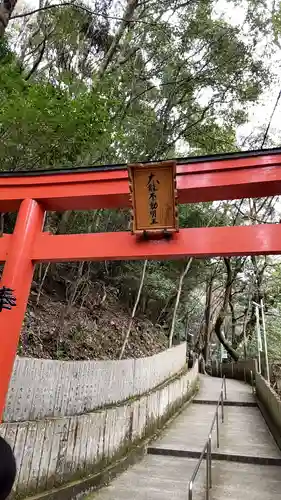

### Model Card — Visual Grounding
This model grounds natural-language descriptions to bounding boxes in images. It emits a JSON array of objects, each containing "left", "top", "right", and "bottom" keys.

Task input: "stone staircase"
[{"left": 90, "top": 375, "right": 281, "bottom": 499}]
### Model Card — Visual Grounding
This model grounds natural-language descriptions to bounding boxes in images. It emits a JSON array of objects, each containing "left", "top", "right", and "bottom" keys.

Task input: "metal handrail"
[
  {"left": 188, "top": 376, "right": 227, "bottom": 500},
  {"left": 250, "top": 369, "right": 255, "bottom": 395}
]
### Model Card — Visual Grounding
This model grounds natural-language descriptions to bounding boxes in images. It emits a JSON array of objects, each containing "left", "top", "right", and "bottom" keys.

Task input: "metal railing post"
[
  {"left": 216, "top": 410, "right": 219, "bottom": 448},
  {"left": 206, "top": 444, "right": 209, "bottom": 500},
  {"left": 208, "top": 436, "right": 212, "bottom": 489},
  {"left": 187, "top": 376, "right": 226, "bottom": 500},
  {"left": 188, "top": 481, "right": 193, "bottom": 500},
  {"left": 250, "top": 370, "right": 254, "bottom": 395}
]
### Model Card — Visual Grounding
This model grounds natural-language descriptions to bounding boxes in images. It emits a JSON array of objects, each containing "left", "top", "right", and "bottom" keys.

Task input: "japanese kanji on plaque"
[{"left": 128, "top": 161, "right": 178, "bottom": 235}]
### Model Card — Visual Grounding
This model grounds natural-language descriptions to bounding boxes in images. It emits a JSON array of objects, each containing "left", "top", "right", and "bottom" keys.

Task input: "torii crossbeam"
[{"left": 0, "top": 147, "right": 281, "bottom": 419}]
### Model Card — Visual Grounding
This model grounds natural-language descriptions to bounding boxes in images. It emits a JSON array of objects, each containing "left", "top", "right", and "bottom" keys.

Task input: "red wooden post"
[{"left": 0, "top": 199, "right": 45, "bottom": 420}]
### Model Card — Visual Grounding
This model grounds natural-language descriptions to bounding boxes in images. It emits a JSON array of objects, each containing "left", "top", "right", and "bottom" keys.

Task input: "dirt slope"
[{"left": 20, "top": 285, "right": 168, "bottom": 360}]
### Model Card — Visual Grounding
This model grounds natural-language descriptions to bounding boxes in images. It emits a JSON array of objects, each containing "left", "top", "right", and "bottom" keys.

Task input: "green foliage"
[
  {"left": 0, "top": 37, "right": 13, "bottom": 62},
  {"left": 244, "top": 313, "right": 281, "bottom": 364},
  {"left": 144, "top": 267, "right": 176, "bottom": 302},
  {"left": 0, "top": 58, "right": 116, "bottom": 170},
  {"left": 6, "top": 0, "right": 269, "bottom": 165}
]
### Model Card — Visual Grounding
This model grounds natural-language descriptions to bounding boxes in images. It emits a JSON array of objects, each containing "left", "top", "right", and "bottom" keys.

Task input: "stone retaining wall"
[
  {"left": 255, "top": 372, "right": 281, "bottom": 449},
  {"left": 211, "top": 359, "right": 281, "bottom": 450},
  {"left": 211, "top": 359, "right": 257, "bottom": 382},
  {"left": 4, "top": 344, "right": 186, "bottom": 422},
  {"left": 1, "top": 361, "right": 198, "bottom": 499}
]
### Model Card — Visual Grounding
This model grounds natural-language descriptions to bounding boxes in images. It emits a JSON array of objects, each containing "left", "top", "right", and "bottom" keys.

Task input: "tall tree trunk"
[
  {"left": 97, "top": 0, "right": 138, "bottom": 79},
  {"left": 249, "top": 199, "right": 267, "bottom": 303},
  {"left": 168, "top": 257, "right": 193, "bottom": 348},
  {"left": 228, "top": 290, "right": 236, "bottom": 344},
  {"left": 213, "top": 258, "right": 239, "bottom": 362},
  {"left": 119, "top": 259, "right": 148, "bottom": 359},
  {"left": 0, "top": 0, "right": 18, "bottom": 37},
  {"left": 214, "top": 312, "right": 239, "bottom": 362},
  {"left": 202, "top": 276, "right": 214, "bottom": 362}
]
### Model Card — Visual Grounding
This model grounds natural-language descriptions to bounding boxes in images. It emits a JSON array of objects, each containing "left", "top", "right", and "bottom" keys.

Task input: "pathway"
[{"left": 89, "top": 375, "right": 281, "bottom": 499}]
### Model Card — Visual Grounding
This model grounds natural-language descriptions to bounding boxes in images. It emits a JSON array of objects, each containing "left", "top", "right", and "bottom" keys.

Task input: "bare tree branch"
[
  {"left": 169, "top": 257, "right": 193, "bottom": 348},
  {"left": 25, "top": 37, "right": 46, "bottom": 80},
  {"left": 119, "top": 259, "right": 148, "bottom": 359},
  {"left": 97, "top": 0, "right": 139, "bottom": 79},
  {"left": 10, "top": 1, "right": 154, "bottom": 24}
]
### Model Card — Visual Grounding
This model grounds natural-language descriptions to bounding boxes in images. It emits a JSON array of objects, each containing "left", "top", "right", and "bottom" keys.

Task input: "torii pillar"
[{"left": 0, "top": 199, "right": 45, "bottom": 419}]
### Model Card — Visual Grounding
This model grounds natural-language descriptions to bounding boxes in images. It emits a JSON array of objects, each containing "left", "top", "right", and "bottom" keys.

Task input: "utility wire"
[{"left": 261, "top": 89, "right": 281, "bottom": 149}]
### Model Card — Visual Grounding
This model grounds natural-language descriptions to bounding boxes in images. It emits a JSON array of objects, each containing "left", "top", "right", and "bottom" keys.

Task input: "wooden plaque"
[{"left": 128, "top": 160, "right": 178, "bottom": 235}]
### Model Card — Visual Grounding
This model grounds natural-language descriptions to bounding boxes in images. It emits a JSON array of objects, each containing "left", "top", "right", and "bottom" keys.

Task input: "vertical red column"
[{"left": 0, "top": 199, "right": 45, "bottom": 420}]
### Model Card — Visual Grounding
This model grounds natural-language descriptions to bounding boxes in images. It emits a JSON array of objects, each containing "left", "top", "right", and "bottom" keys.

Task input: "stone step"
[
  {"left": 87, "top": 376, "right": 281, "bottom": 500},
  {"left": 193, "top": 399, "right": 257, "bottom": 407},
  {"left": 195, "top": 375, "right": 255, "bottom": 405},
  {"left": 150, "top": 403, "right": 281, "bottom": 460},
  {"left": 91, "top": 454, "right": 281, "bottom": 500},
  {"left": 147, "top": 446, "right": 281, "bottom": 465}
]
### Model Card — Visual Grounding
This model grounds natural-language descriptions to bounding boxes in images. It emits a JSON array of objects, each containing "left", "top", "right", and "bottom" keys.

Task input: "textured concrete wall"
[
  {"left": 211, "top": 359, "right": 257, "bottom": 382},
  {"left": 256, "top": 372, "right": 281, "bottom": 440},
  {"left": 4, "top": 344, "right": 186, "bottom": 422},
  {"left": 1, "top": 361, "right": 198, "bottom": 498}
]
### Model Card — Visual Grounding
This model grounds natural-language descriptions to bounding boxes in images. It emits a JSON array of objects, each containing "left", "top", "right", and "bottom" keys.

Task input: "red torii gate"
[{"left": 0, "top": 147, "right": 281, "bottom": 419}]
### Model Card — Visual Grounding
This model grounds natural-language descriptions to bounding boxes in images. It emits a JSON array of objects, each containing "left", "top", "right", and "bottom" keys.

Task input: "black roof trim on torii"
[{"left": 1, "top": 146, "right": 281, "bottom": 178}]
